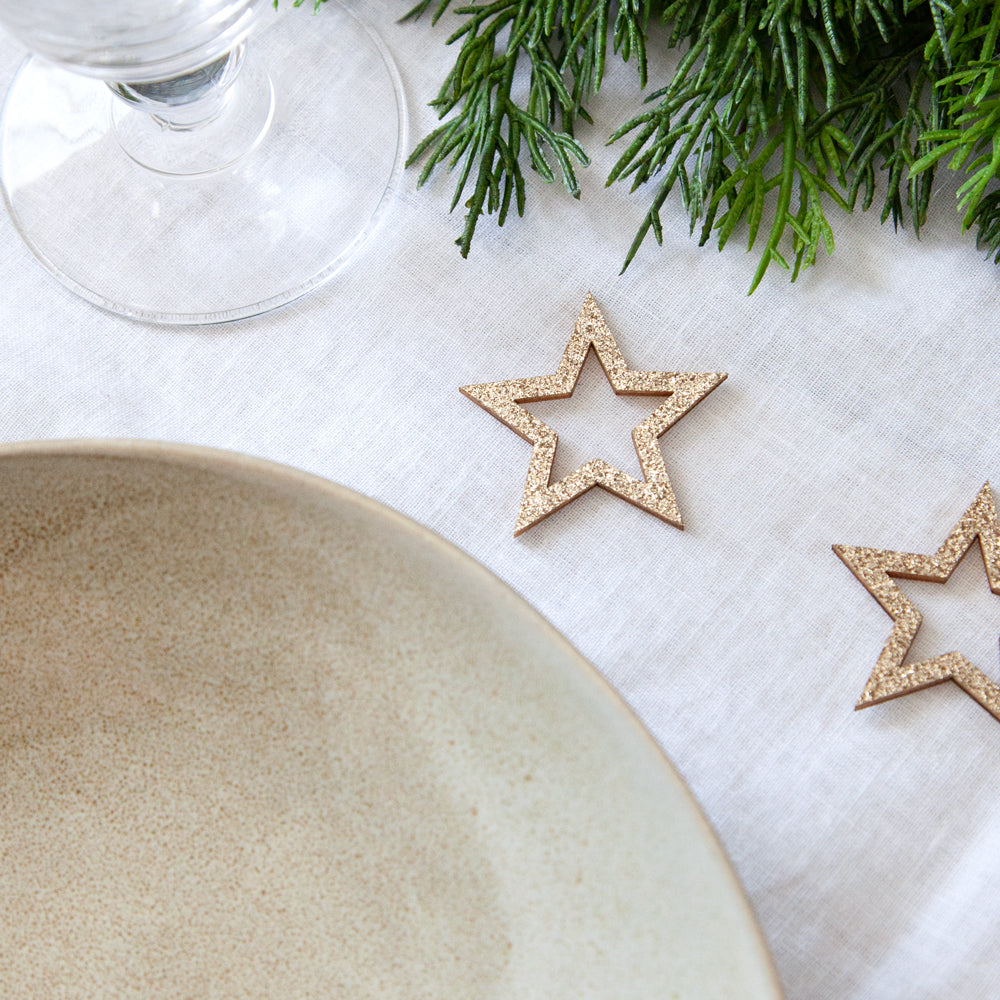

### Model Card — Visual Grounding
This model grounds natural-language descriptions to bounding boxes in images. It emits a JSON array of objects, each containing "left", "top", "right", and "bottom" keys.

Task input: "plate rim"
[{"left": 0, "top": 436, "right": 785, "bottom": 998}]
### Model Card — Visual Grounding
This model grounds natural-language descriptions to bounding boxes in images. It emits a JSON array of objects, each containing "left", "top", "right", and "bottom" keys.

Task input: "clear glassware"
[{"left": 0, "top": 1, "right": 405, "bottom": 323}]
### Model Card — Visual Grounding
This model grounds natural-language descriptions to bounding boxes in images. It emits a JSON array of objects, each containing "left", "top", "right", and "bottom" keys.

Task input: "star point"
[
  {"left": 834, "top": 482, "right": 1000, "bottom": 721},
  {"left": 460, "top": 294, "right": 727, "bottom": 536}
]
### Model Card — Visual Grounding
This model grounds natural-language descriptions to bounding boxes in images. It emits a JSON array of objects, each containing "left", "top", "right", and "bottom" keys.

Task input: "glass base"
[{"left": 0, "top": 3, "right": 405, "bottom": 324}]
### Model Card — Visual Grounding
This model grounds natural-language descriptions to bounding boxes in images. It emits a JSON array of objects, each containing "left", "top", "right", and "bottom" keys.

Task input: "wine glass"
[{"left": 0, "top": 1, "right": 405, "bottom": 323}]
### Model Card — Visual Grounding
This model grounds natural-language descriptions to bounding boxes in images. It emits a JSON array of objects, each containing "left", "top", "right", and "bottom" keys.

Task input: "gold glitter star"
[
  {"left": 833, "top": 482, "right": 1000, "bottom": 720},
  {"left": 460, "top": 293, "right": 727, "bottom": 536}
]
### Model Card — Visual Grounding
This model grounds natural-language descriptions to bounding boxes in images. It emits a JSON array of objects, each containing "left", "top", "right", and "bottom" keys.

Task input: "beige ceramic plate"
[{"left": 0, "top": 441, "right": 782, "bottom": 999}]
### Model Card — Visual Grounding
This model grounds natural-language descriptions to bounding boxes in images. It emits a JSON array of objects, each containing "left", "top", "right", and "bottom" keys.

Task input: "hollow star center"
[
  {"left": 523, "top": 349, "right": 671, "bottom": 482},
  {"left": 901, "top": 543, "right": 1000, "bottom": 675}
]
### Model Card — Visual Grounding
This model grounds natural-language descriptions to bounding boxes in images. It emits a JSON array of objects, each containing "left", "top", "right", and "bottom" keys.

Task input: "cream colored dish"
[{"left": 0, "top": 440, "right": 782, "bottom": 999}]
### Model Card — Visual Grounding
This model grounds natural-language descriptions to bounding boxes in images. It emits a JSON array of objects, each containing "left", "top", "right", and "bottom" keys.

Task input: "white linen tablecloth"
[{"left": 2, "top": 3, "right": 999, "bottom": 997}]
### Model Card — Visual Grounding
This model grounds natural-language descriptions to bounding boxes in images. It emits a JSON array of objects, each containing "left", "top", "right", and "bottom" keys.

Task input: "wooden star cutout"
[
  {"left": 460, "top": 293, "right": 727, "bottom": 536},
  {"left": 833, "top": 482, "right": 1000, "bottom": 720}
]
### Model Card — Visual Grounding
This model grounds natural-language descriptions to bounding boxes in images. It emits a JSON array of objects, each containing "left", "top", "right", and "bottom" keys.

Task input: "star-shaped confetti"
[
  {"left": 460, "top": 293, "right": 727, "bottom": 536},
  {"left": 833, "top": 482, "right": 1000, "bottom": 721}
]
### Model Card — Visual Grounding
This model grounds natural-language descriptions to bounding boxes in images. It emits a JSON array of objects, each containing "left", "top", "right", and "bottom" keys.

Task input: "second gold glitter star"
[
  {"left": 460, "top": 293, "right": 727, "bottom": 536},
  {"left": 834, "top": 482, "right": 1000, "bottom": 721}
]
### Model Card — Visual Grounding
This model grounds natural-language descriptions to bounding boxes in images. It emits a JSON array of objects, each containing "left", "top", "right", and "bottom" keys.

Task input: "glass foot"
[{"left": 0, "top": 3, "right": 406, "bottom": 324}]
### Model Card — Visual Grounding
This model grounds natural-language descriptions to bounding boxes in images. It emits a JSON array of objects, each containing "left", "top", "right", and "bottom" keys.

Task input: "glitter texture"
[
  {"left": 833, "top": 482, "right": 1000, "bottom": 720},
  {"left": 460, "top": 293, "right": 727, "bottom": 536}
]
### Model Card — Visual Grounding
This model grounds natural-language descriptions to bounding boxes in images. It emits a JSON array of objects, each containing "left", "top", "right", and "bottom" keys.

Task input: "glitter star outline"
[
  {"left": 460, "top": 293, "right": 727, "bottom": 536},
  {"left": 833, "top": 482, "right": 1000, "bottom": 721}
]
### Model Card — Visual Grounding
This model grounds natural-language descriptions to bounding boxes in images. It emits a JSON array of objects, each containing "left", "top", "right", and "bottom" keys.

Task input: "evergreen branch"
[
  {"left": 406, "top": 0, "right": 629, "bottom": 254},
  {"left": 910, "top": 2, "right": 1000, "bottom": 256},
  {"left": 396, "top": 0, "right": 1000, "bottom": 288}
]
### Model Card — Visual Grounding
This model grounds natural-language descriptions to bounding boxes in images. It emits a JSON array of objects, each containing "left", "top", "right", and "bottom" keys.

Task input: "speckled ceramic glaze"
[{"left": 0, "top": 441, "right": 782, "bottom": 999}]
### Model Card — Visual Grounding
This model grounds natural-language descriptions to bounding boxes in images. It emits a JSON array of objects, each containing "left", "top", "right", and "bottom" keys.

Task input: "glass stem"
[
  {"left": 106, "top": 43, "right": 273, "bottom": 176},
  {"left": 109, "top": 46, "right": 245, "bottom": 131}
]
